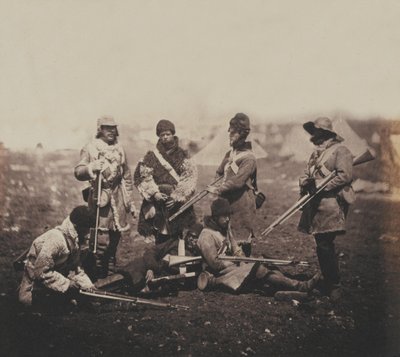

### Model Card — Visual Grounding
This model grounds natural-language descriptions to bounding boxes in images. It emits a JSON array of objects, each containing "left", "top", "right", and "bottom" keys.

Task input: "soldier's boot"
[
  {"left": 266, "top": 271, "right": 320, "bottom": 293},
  {"left": 297, "top": 273, "right": 321, "bottom": 293},
  {"left": 197, "top": 271, "right": 216, "bottom": 291}
]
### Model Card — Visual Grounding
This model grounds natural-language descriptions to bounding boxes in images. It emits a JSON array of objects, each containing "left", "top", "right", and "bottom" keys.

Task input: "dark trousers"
[
  {"left": 314, "top": 233, "right": 340, "bottom": 289},
  {"left": 95, "top": 230, "right": 121, "bottom": 279}
]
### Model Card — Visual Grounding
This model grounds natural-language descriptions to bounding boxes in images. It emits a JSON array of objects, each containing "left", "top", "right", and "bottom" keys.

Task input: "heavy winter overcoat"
[
  {"left": 216, "top": 141, "right": 257, "bottom": 242},
  {"left": 134, "top": 137, "right": 197, "bottom": 237},
  {"left": 75, "top": 138, "right": 135, "bottom": 232},
  {"left": 18, "top": 217, "right": 94, "bottom": 305},
  {"left": 197, "top": 217, "right": 254, "bottom": 291},
  {"left": 298, "top": 140, "right": 354, "bottom": 235}
]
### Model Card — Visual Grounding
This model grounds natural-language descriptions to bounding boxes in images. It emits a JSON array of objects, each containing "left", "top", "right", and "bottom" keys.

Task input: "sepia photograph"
[{"left": 0, "top": 1, "right": 399, "bottom": 356}]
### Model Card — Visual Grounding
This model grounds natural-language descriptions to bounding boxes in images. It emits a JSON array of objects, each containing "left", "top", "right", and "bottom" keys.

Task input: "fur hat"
[
  {"left": 96, "top": 115, "right": 119, "bottom": 137},
  {"left": 69, "top": 206, "right": 96, "bottom": 228},
  {"left": 303, "top": 117, "right": 343, "bottom": 141},
  {"left": 211, "top": 198, "right": 231, "bottom": 218},
  {"left": 229, "top": 113, "right": 250, "bottom": 133},
  {"left": 156, "top": 119, "right": 175, "bottom": 136}
]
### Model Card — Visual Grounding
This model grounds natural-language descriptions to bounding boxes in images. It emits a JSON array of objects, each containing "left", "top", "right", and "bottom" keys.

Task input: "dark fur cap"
[
  {"left": 156, "top": 119, "right": 176, "bottom": 136},
  {"left": 211, "top": 198, "right": 231, "bottom": 218},
  {"left": 69, "top": 205, "right": 96, "bottom": 228}
]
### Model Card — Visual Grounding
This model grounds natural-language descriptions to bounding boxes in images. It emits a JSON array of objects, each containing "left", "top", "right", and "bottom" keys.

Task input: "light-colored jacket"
[
  {"left": 18, "top": 217, "right": 94, "bottom": 305},
  {"left": 197, "top": 220, "right": 254, "bottom": 291},
  {"left": 75, "top": 138, "right": 135, "bottom": 232},
  {"left": 298, "top": 140, "right": 354, "bottom": 235}
]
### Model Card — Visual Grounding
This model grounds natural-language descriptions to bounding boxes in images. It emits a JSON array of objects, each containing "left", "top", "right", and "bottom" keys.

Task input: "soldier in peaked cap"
[
  {"left": 298, "top": 116, "right": 354, "bottom": 302},
  {"left": 207, "top": 113, "right": 257, "bottom": 255},
  {"left": 133, "top": 119, "right": 198, "bottom": 245},
  {"left": 75, "top": 116, "right": 137, "bottom": 279}
]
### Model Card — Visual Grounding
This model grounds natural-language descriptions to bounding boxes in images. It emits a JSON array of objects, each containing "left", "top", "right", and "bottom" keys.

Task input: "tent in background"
[{"left": 193, "top": 127, "right": 268, "bottom": 166}]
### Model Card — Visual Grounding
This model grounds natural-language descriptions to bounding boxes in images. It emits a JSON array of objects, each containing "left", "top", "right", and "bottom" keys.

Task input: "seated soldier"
[
  {"left": 18, "top": 206, "right": 96, "bottom": 307},
  {"left": 96, "top": 223, "right": 203, "bottom": 293},
  {"left": 197, "top": 198, "right": 320, "bottom": 295}
]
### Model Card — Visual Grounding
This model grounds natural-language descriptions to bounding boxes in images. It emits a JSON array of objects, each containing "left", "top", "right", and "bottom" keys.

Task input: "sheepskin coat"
[
  {"left": 18, "top": 217, "right": 94, "bottom": 305},
  {"left": 75, "top": 138, "right": 135, "bottom": 232},
  {"left": 134, "top": 137, "right": 197, "bottom": 237}
]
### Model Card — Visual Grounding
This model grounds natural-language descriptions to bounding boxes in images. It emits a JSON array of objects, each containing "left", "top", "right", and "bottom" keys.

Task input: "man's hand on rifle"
[
  {"left": 130, "top": 202, "right": 138, "bottom": 218},
  {"left": 299, "top": 177, "right": 317, "bottom": 196},
  {"left": 206, "top": 185, "right": 220, "bottom": 195},
  {"left": 153, "top": 192, "right": 168, "bottom": 202},
  {"left": 145, "top": 270, "right": 155, "bottom": 283},
  {"left": 165, "top": 197, "right": 176, "bottom": 209},
  {"left": 90, "top": 159, "right": 105, "bottom": 173}
]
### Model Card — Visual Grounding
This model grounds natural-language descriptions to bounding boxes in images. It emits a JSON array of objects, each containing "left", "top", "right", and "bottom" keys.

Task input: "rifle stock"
[
  {"left": 217, "top": 255, "right": 310, "bottom": 267},
  {"left": 169, "top": 176, "right": 223, "bottom": 222},
  {"left": 168, "top": 255, "right": 203, "bottom": 267},
  {"left": 261, "top": 148, "right": 375, "bottom": 237},
  {"left": 147, "top": 271, "right": 198, "bottom": 289},
  {"left": 79, "top": 288, "right": 189, "bottom": 310}
]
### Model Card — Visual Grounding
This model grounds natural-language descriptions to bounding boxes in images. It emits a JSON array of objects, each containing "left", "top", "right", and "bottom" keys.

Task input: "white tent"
[
  {"left": 193, "top": 127, "right": 268, "bottom": 166},
  {"left": 371, "top": 131, "right": 381, "bottom": 144},
  {"left": 390, "top": 135, "right": 400, "bottom": 163},
  {"left": 278, "top": 118, "right": 370, "bottom": 163}
]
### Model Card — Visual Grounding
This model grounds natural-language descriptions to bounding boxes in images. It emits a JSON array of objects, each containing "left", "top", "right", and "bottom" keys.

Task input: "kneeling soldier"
[{"left": 18, "top": 206, "right": 96, "bottom": 306}]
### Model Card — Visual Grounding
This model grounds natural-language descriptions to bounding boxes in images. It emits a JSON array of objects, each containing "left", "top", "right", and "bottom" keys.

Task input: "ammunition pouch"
[{"left": 255, "top": 191, "right": 266, "bottom": 209}]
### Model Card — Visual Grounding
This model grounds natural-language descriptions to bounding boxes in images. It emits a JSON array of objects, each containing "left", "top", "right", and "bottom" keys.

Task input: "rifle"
[
  {"left": 88, "top": 170, "right": 103, "bottom": 254},
  {"left": 217, "top": 255, "right": 310, "bottom": 267},
  {"left": 168, "top": 176, "right": 223, "bottom": 222},
  {"left": 168, "top": 255, "right": 203, "bottom": 267},
  {"left": 79, "top": 288, "right": 189, "bottom": 310},
  {"left": 147, "top": 271, "right": 199, "bottom": 289},
  {"left": 261, "top": 148, "right": 376, "bottom": 237}
]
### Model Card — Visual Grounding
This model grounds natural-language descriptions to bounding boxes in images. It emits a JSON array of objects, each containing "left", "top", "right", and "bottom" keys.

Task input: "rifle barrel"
[
  {"left": 79, "top": 289, "right": 189, "bottom": 309},
  {"left": 217, "top": 255, "right": 309, "bottom": 267}
]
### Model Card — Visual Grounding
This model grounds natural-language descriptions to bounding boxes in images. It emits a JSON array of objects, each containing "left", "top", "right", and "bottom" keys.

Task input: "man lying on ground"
[
  {"left": 197, "top": 198, "right": 320, "bottom": 296},
  {"left": 96, "top": 223, "right": 204, "bottom": 293}
]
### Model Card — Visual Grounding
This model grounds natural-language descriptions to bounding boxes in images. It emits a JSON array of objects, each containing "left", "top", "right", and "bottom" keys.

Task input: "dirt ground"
[{"left": 1, "top": 152, "right": 400, "bottom": 357}]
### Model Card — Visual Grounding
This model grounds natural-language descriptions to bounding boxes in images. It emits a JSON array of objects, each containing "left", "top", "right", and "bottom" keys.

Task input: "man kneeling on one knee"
[
  {"left": 18, "top": 206, "right": 96, "bottom": 306},
  {"left": 197, "top": 198, "right": 319, "bottom": 294}
]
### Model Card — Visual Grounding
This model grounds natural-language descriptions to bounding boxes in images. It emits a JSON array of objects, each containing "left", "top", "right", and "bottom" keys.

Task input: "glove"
[
  {"left": 130, "top": 202, "right": 138, "bottom": 218},
  {"left": 300, "top": 177, "right": 316, "bottom": 196}
]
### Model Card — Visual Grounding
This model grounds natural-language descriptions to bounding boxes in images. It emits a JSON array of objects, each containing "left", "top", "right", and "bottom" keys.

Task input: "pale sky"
[{"left": 1, "top": 0, "right": 399, "bottom": 149}]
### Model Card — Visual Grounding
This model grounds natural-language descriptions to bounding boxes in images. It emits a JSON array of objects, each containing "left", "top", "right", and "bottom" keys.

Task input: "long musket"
[
  {"left": 147, "top": 271, "right": 199, "bottom": 289},
  {"left": 168, "top": 176, "right": 223, "bottom": 222},
  {"left": 79, "top": 288, "right": 189, "bottom": 310},
  {"left": 261, "top": 148, "right": 376, "bottom": 237},
  {"left": 92, "top": 171, "right": 103, "bottom": 254},
  {"left": 217, "top": 255, "right": 310, "bottom": 267}
]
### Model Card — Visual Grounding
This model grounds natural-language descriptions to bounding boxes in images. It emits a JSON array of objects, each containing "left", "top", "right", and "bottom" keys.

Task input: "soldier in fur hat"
[
  {"left": 18, "top": 206, "right": 96, "bottom": 306},
  {"left": 197, "top": 198, "right": 319, "bottom": 294},
  {"left": 207, "top": 113, "right": 257, "bottom": 254},
  {"left": 298, "top": 117, "right": 354, "bottom": 301},
  {"left": 75, "top": 116, "right": 137, "bottom": 279},
  {"left": 133, "top": 119, "right": 198, "bottom": 244}
]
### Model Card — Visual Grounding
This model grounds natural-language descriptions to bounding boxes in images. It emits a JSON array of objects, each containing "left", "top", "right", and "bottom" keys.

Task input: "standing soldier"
[
  {"left": 134, "top": 119, "right": 198, "bottom": 245},
  {"left": 75, "top": 116, "right": 137, "bottom": 279},
  {"left": 298, "top": 117, "right": 354, "bottom": 301},
  {"left": 207, "top": 113, "right": 257, "bottom": 255}
]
